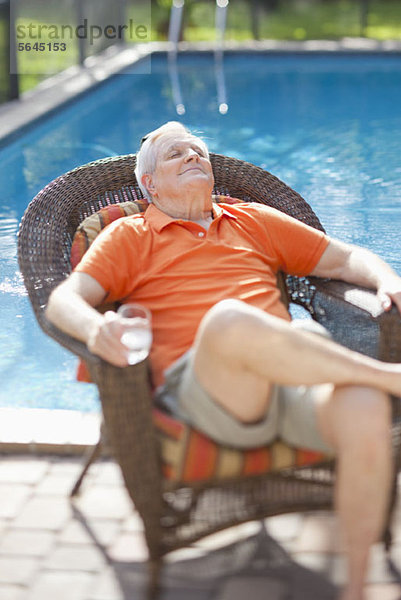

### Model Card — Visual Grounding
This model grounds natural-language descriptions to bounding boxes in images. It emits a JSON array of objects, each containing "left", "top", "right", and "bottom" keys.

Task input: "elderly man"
[{"left": 47, "top": 121, "right": 401, "bottom": 600}]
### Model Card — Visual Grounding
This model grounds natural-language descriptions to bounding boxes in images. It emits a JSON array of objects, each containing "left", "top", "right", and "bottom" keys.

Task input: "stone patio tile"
[
  {"left": 217, "top": 576, "right": 288, "bottom": 600},
  {"left": 387, "top": 504, "right": 401, "bottom": 544},
  {"left": 13, "top": 497, "right": 72, "bottom": 530},
  {"left": 194, "top": 521, "right": 261, "bottom": 551},
  {"left": 0, "top": 584, "right": 25, "bottom": 600},
  {"left": 0, "top": 529, "right": 55, "bottom": 556},
  {"left": 365, "top": 583, "right": 401, "bottom": 599},
  {"left": 0, "top": 458, "right": 49, "bottom": 484},
  {"left": 107, "top": 530, "right": 149, "bottom": 562},
  {"left": 295, "top": 543, "right": 399, "bottom": 588},
  {"left": 44, "top": 544, "right": 107, "bottom": 572},
  {"left": 87, "top": 566, "right": 125, "bottom": 600},
  {"left": 165, "top": 546, "right": 208, "bottom": 563},
  {"left": 265, "top": 512, "right": 304, "bottom": 543},
  {"left": 90, "top": 461, "right": 123, "bottom": 486},
  {"left": 35, "top": 473, "right": 80, "bottom": 496},
  {"left": 292, "top": 551, "right": 346, "bottom": 586},
  {"left": 0, "top": 519, "right": 6, "bottom": 536},
  {"left": 0, "top": 484, "right": 31, "bottom": 519},
  {"left": 365, "top": 543, "right": 401, "bottom": 584},
  {"left": 59, "top": 518, "right": 120, "bottom": 546},
  {"left": 122, "top": 512, "right": 144, "bottom": 532},
  {"left": 48, "top": 458, "right": 86, "bottom": 476},
  {"left": 292, "top": 512, "right": 342, "bottom": 553},
  {"left": 0, "top": 556, "right": 38, "bottom": 585},
  {"left": 26, "top": 571, "right": 94, "bottom": 600},
  {"left": 74, "top": 486, "right": 133, "bottom": 520}
]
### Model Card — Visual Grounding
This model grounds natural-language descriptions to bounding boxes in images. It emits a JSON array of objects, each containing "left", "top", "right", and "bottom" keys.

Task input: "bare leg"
[
  {"left": 316, "top": 385, "right": 392, "bottom": 600},
  {"left": 192, "top": 299, "right": 401, "bottom": 420},
  {"left": 191, "top": 299, "right": 395, "bottom": 599}
]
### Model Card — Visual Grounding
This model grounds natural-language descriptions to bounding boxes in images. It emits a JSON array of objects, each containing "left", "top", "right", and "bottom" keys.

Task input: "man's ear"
[{"left": 141, "top": 174, "right": 156, "bottom": 198}]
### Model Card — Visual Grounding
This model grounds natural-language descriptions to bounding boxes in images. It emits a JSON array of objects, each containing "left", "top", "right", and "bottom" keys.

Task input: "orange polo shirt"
[{"left": 75, "top": 202, "right": 329, "bottom": 387}]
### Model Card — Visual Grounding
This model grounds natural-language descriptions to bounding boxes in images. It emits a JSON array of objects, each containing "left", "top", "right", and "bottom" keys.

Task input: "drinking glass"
[{"left": 117, "top": 303, "right": 152, "bottom": 365}]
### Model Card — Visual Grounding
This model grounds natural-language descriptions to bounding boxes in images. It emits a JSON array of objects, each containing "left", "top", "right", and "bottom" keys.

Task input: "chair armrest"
[
  {"left": 299, "top": 278, "right": 401, "bottom": 426},
  {"left": 308, "top": 278, "right": 401, "bottom": 364}
]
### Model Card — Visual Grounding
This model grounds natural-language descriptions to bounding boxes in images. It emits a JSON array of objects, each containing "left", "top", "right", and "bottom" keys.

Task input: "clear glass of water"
[{"left": 117, "top": 303, "right": 152, "bottom": 365}]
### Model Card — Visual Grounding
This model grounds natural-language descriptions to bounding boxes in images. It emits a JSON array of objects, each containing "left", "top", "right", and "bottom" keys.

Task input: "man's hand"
[
  {"left": 87, "top": 311, "right": 130, "bottom": 368},
  {"left": 312, "top": 240, "right": 401, "bottom": 315},
  {"left": 377, "top": 278, "right": 401, "bottom": 314}
]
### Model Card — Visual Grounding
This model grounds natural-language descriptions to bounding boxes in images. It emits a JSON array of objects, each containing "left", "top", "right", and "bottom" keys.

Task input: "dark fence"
[
  {"left": 0, "top": 0, "right": 18, "bottom": 101},
  {"left": 3, "top": 0, "right": 133, "bottom": 99},
  {"left": 1, "top": 0, "right": 399, "bottom": 104}
]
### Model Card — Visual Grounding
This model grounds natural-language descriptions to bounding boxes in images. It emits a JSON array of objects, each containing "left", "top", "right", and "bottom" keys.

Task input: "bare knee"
[
  {"left": 196, "top": 298, "right": 278, "bottom": 358},
  {"left": 328, "top": 386, "right": 391, "bottom": 454}
]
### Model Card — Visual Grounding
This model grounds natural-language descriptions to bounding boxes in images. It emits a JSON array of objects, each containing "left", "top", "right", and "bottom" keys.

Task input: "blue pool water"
[{"left": 1, "top": 52, "right": 401, "bottom": 411}]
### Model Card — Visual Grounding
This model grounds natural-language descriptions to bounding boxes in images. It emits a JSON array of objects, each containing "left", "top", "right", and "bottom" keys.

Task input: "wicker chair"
[{"left": 18, "top": 153, "right": 401, "bottom": 597}]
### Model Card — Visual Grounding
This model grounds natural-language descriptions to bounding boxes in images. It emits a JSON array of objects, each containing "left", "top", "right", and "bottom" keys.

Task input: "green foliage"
[
  {"left": 186, "top": 0, "right": 400, "bottom": 41},
  {"left": 151, "top": 0, "right": 401, "bottom": 42},
  {"left": 7, "top": 0, "right": 401, "bottom": 95}
]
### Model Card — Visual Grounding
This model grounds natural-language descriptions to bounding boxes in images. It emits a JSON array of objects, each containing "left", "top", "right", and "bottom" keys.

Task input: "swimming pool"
[{"left": 1, "top": 51, "right": 401, "bottom": 411}]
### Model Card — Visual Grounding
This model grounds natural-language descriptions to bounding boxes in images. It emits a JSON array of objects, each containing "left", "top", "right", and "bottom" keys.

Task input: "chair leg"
[
  {"left": 148, "top": 558, "right": 162, "bottom": 600},
  {"left": 70, "top": 433, "right": 104, "bottom": 497}
]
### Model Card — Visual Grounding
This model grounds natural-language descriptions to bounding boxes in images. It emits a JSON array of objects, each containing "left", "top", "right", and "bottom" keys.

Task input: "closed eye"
[
  {"left": 192, "top": 146, "right": 205, "bottom": 157},
  {"left": 167, "top": 150, "right": 181, "bottom": 159}
]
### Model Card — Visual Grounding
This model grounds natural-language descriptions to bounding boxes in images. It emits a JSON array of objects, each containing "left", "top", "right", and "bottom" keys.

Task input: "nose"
[{"left": 184, "top": 148, "right": 199, "bottom": 162}]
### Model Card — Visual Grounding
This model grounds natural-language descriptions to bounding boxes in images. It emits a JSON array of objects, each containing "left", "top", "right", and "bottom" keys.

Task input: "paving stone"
[
  {"left": 194, "top": 521, "right": 261, "bottom": 551},
  {"left": 0, "top": 529, "right": 55, "bottom": 557},
  {"left": 292, "top": 513, "right": 342, "bottom": 553},
  {"left": 90, "top": 461, "right": 123, "bottom": 486},
  {"left": 0, "top": 519, "right": 6, "bottom": 536},
  {"left": 292, "top": 551, "right": 346, "bottom": 586},
  {"left": 26, "top": 571, "right": 94, "bottom": 600},
  {"left": 87, "top": 566, "right": 125, "bottom": 600},
  {"left": 0, "top": 584, "right": 25, "bottom": 600},
  {"left": 48, "top": 459, "right": 86, "bottom": 476},
  {"left": 107, "top": 530, "right": 149, "bottom": 562},
  {"left": 388, "top": 504, "right": 401, "bottom": 544},
  {"left": 13, "top": 497, "right": 72, "bottom": 530},
  {"left": 0, "top": 484, "right": 31, "bottom": 519},
  {"left": 0, "top": 458, "right": 49, "bottom": 484},
  {"left": 59, "top": 519, "right": 120, "bottom": 546},
  {"left": 74, "top": 486, "right": 132, "bottom": 520},
  {"left": 265, "top": 513, "right": 304, "bottom": 543},
  {"left": 122, "top": 512, "right": 144, "bottom": 532},
  {"left": 217, "top": 576, "right": 288, "bottom": 599},
  {"left": 165, "top": 546, "right": 208, "bottom": 563},
  {"left": 44, "top": 544, "right": 107, "bottom": 572},
  {"left": 0, "top": 556, "right": 38, "bottom": 585},
  {"left": 365, "top": 583, "right": 401, "bottom": 599},
  {"left": 35, "top": 473, "right": 80, "bottom": 496},
  {"left": 365, "top": 543, "right": 399, "bottom": 584}
]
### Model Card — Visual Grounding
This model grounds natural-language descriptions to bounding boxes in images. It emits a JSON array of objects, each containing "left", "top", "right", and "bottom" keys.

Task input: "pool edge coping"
[
  {"left": 2, "top": 38, "right": 401, "bottom": 147},
  {"left": 0, "top": 407, "right": 102, "bottom": 455}
]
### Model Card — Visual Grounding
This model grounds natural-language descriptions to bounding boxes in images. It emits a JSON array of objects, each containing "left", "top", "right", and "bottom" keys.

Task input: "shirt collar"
[{"left": 144, "top": 198, "right": 238, "bottom": 232}]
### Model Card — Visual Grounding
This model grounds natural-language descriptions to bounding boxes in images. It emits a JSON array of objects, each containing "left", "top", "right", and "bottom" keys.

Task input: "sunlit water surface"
[{"left": 1, "top": 52, "right": 401, "bottom": 411}]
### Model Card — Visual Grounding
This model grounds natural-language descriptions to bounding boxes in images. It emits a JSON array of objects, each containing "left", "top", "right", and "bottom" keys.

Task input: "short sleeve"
[
  {"left": 253, "top": 205, "right": 329, "bottom": 276},
  {"left": 74, "top": 217, "right": 141, "bottom": 302}
]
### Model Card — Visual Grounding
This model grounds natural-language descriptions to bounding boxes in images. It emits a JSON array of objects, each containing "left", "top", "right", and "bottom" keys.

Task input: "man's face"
[{"left": 145, "top": 133, "right": 214, "bottom": 203}]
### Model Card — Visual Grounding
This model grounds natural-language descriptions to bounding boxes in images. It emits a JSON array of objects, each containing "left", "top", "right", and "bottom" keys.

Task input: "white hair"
[{"left": 135, "top": 121, "right": 209, "bottom": 201}]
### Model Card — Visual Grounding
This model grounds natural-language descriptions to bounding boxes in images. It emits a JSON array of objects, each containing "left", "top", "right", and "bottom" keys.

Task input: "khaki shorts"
[{"left": 155, "top": 319, "right": 334, "bottom": 454}]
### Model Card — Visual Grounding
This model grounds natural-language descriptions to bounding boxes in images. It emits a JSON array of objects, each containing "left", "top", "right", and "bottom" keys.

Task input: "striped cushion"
[
  {"left": 71, "top": 195, "right": 330, "bottom": 483},
  {"left": 71, "top": 200, "right": 148, "bottom": 268},
  {"left": 153, "top": 407, "right": 328, "bottom": 483}
]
